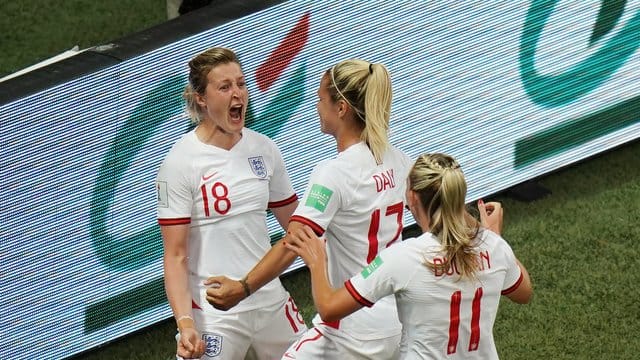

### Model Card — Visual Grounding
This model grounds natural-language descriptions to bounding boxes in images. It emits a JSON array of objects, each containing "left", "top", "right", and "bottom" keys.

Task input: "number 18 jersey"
[
  {"left": 156, "top": 128, "right": 297, "bottom": 313},
  {"left": 291, "top": 141, "right": 412, "bottom": 340}
]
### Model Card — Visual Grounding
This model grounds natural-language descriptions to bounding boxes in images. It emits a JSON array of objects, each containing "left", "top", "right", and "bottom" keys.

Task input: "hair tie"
[
  {"left": 330, "top": 65, "right": 348, "bottom": 103},
  {"left": 330, "top": 64, "right": 367, "bottom": 121},
  {"left": 369, "top": 63, "right": 374, "bottom": 74}
]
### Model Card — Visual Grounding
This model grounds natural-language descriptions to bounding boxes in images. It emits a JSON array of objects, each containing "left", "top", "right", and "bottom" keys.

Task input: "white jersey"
[
  {"left": 347, "top": 230, "right": 524, "bottom": 359},
  {"left": 156, "top": 128, "right": 296, "bottom": 314},
  {"left": 291, "top": 141, "right": 412, "bottom": 340}
]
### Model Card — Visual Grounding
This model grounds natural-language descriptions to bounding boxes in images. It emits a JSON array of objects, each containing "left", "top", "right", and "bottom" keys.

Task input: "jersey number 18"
[{"left": 201, "top": 182, "right": 231, "bottom": 216}]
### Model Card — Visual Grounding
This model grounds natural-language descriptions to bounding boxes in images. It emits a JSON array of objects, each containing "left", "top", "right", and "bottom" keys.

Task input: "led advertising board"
[{"left": 1, "top": 1, "right": 638, "bottom": 358}]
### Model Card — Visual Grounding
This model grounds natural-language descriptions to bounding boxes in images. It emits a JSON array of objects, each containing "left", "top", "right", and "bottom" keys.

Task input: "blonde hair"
[
  {"left": 326, "top": 59, "right": 392, "bottom": 164},
  {"left": 183, "top": 47, "right": 242, "bottom": 124},
  {"left": 408, "top": 153, "right": 480, "bottom": 280}
]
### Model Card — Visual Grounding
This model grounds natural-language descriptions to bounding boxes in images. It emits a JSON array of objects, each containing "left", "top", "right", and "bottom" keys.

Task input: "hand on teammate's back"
[{"left": 284, "top": 226, "right": 327, "bottom": 271}]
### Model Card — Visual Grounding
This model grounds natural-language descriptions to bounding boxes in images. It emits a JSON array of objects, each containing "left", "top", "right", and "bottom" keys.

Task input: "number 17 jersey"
[{"left": 291, "top": 141, "right": 412, "bottom": 340}]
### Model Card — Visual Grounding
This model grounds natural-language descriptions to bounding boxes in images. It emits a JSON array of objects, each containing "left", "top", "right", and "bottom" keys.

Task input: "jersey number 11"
[{"left": 448, "top": 287, "right": 483, "bottom": 354}]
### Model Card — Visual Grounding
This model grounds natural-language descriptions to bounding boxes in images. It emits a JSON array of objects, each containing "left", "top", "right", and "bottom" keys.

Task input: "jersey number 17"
[{"left": 366, "top": 201, "right": 404, "bottom": 263}]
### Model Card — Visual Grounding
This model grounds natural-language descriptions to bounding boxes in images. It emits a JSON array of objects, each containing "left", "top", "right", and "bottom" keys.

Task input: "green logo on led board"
[{"left": 515, "top": 0, "right": 640, "bottom": 167}]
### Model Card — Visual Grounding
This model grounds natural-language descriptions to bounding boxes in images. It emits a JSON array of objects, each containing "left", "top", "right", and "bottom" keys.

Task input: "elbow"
[
  {"left": 507, "top": 287, "right": 533, "bottom": 304},
  {"left": 523, "top": 288, "right": 533, "bottom": 304},
  {"left": 163, "top": 253, "right": 189, "bottom": 272},
  {"left": 167, "top": 253, "right": 188, "bottom": 264},
  {"left": 316, "top": 297, "right": 342, "bottom": 323},
  {"left": 316, "top": 302, "right": 333, "bottom": 322},
  {"left": 316, "top": 295, "right": 352, "bottom": 323},
  {"left": 318, "top": 307, "right": 341, "bottom": 323},
  {"left": 513, "top": 293, "right": 533, "bottom": 304}
]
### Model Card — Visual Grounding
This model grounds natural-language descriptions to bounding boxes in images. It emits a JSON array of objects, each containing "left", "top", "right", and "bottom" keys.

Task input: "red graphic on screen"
[{"left": 255, "top": 12, "right": 310, "bottom": 92}]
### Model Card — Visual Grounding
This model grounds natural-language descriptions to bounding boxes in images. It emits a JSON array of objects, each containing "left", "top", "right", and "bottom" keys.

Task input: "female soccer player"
[
  {"left": 286, "top": 153, "right": 533, "bottom": 359},
  {"left": 156, "top": 47, "right": 306, "bottom": 360},
  {"left": 206, "top": 59, "right": 412, "bottom": 358}
]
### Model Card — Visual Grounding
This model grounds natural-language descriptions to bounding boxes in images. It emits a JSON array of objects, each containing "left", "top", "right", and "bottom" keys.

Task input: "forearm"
[
  {"left": 284, "top": 225, "right": 364, "bottom": 322},
  {"left": 244, "top": 239, "right": 298, "bottom": 295},
  {"left": 307, "top": 261, "right": 336, "bottom": 319},
  {"left": 243, "top": 201, "right": 299, "bottom": 294},
  {"left": 164, "top": 255, "right": 193, "bottom": 325}
]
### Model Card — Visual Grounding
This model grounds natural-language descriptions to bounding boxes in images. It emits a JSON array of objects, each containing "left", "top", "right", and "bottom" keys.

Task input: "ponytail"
[
  {"left": 408, "top": 153, "right": 480, "bottom": 280},
  {"left": 328, "top": 60, "right": 392, "bottom": 164},
  {"left": 362, "top": 63, "right": 391, "bottom": 164}
]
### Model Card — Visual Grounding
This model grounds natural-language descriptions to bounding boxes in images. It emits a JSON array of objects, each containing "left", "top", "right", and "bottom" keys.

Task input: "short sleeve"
[
  {"left": 346, "top": 244, "right": 410, "bottom": 307},
  {"left": 266, "top": 140, "right": 297, "bottom": 208},
  {"left": 500, "top": 242, "right": 523, "bottom": 295},
  {"left": 156, "top": 153, "right": 193, "bottom": 225},
  {"left": 290, "top": 162, "right": 342, "bottom": 235}
]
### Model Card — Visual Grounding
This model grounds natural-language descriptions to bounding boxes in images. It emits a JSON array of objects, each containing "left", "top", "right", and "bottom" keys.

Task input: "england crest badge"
[
  {"left": 248, "top": 156, "right": 267, "bottom": 179},
  {"left": 202, "top": 333, "right": 223, "bottom": 357}
]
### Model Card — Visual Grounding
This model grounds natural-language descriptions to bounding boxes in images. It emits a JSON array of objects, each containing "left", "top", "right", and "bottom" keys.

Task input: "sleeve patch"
[
  {"left": 305, "top": 184, "right": 333, "bottom": 212},
  {"left": 156, "top": 181, "right": 168, "bottom": 208},
  {"left": 360, "top": 255, "right": 383, "bottom": 279}
]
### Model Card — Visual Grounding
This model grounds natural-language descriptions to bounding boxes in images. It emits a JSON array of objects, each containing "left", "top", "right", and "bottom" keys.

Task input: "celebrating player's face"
[
  {"left": 197, "top": 62, "right": 248, "bottom": 135},
  {"left": 316, "top": 74, "right": 340, "bottom": 136}
]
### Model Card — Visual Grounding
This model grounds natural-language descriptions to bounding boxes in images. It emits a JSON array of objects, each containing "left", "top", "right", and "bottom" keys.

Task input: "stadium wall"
[{"left": 0, "top": 1, "right": 638, "bottom": 358}]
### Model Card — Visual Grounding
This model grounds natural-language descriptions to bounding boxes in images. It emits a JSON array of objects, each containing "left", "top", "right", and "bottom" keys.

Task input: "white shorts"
[
  {"left": 178, "top": 295, "right": 306, "bottom": 360},
  {"left": 281, "top": 322, "right": 401, "bottom": 360}
]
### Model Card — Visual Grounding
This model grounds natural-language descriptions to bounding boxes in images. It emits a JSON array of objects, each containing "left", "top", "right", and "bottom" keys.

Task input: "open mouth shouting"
[{"left": 230, "top": 104, "right": 244, "bottom": 123}]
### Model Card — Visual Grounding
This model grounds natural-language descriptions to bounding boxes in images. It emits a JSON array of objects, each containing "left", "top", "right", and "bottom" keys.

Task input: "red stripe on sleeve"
[
  {"left": 501, "top": 272, "right": 524, "bottom": 295},
  {"left": 344, "top": 279, "right": 374, "bottom": 308},
  {"left": 268, "top": 194, "right": 298, "bottom": 208},
  {"left": 158, "top": 218, "right": 191, "bottom": 226},
  {"left": 290, "top": 215, "right": 325, "bottom": 236}
]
